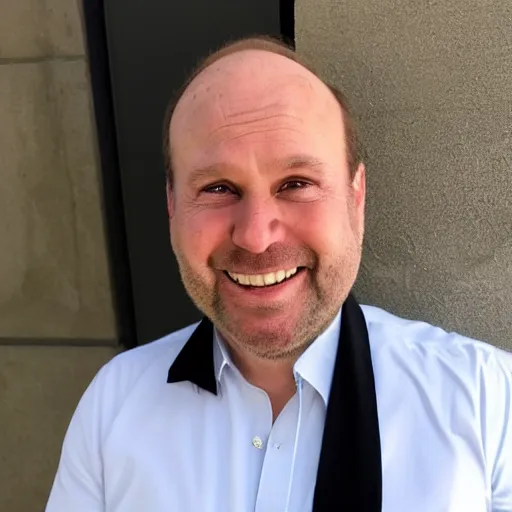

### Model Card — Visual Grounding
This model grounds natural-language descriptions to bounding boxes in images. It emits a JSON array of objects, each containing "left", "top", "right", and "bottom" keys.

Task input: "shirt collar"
[
  {"left": 168, "top": 310, "right": 342, "bottom": 404},
  {"left": 213, "top": 328, "right": 233, "bottom": 382},
  {"left": 294, "top": 310, "right": 341, "bottom": 405},
  {"left": 167, "top": 317, "right": 218, "bottom": 394}
]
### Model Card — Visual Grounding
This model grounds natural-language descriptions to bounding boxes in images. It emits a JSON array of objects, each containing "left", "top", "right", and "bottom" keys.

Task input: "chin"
[
  {"left": 219, "top": 310, "right": 302, "bottom": 354},
  {"left": 239, "top": 328, "right": 298, "bottom": 359},
  {"left": 238, "top": 311, "right": 293, "bottom": 334}
]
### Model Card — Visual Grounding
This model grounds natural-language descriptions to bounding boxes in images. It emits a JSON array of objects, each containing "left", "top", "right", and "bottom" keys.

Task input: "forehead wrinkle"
[
  {"left": 208, "top": 112, "right": 303, "bottom": 138},
  {"left": 175, "top": 65, "right": 323, "bottom": 130},
  {"left": 192, "top": 87, "right": 326, "bottom": 149},
  {"left": 173, "top": 49, "right": 331, "bottom": 120},
  {"left": 211, "top": 126, "right": 305, "bottom": 147},
  {"left": 214, "top": 78, "right": 319, "bottom": 118}
]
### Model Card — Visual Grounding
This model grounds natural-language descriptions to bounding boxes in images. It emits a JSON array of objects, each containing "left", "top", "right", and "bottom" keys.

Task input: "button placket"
[{"left": 254, "top": 393, "right": 301, "bottom": 512}]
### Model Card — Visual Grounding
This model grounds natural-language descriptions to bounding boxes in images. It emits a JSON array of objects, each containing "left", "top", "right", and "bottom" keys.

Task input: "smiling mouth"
[{"left": 224, "top": 267, "right": 306, "bottom": 288}]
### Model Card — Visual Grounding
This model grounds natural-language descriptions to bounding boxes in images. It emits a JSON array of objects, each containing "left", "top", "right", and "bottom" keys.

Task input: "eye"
[
  {"left": 202, "top": 183, "right": 235, "bottom": 195},
  {"left": 279, "top": 180, "right": 311, "bottom": 192}
]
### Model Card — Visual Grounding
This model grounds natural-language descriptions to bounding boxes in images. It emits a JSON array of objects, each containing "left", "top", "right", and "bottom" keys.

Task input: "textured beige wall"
[
  {"left": 0, "top": 0, "right": 116, "bottom": 341},
  {"left": 0, "top": 0, "right": 85, "bottom": 59},
  {"left": 0, "top": 345, "right": 118, "bottom": 512},
  {"left": 0, "top": 1, "right": 119, "bottom": 510},
  {"left": 297, "top": 0, "right": 512, "bottom": 350}
]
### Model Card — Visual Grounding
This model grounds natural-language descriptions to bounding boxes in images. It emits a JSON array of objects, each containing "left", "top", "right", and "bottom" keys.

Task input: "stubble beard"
[
  {"left": 212, "top": 263, "right": 349, "bottom": 361},
  {"left": 174, "top": 246, "right": 362, "bottom": 361}
]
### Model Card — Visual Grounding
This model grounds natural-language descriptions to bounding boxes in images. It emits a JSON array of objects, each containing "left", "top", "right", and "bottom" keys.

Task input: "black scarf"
[{"left": 168, "top": 293, "right": 382, "bottom": 512}]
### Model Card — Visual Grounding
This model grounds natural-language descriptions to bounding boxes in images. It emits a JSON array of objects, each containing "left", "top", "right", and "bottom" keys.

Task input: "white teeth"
[
  {"left": 250, "top": 274, "right": 264, "bottom": 286},
  {"left": 276, "top": 270, "right": 286, "bottom": 283},
  {"left": 238, "top": 274, "right": 250, "bottom": 286},
  {"left": 263, "top": 273, "right": 275, "bottom": 285},
  {"left": 228, "top": 267, "right": 299, "bottom": 287}
]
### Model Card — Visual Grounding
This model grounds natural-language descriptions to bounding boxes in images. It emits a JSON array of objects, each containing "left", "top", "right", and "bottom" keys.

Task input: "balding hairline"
[{"left": 163, "top": 36, "right": 361, "bottom": 185}]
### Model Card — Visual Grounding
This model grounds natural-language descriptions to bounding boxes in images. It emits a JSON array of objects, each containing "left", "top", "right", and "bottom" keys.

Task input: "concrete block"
[
  {"left": 0, "top": 60, "right": 117, "bottom": 341},
  {"left": 0, "top": 345, "right": 119, "bottom": 512},
  {"left": 0, "top": 0, "right": 85, "bottom": 59},
  {"left": 296, "top": 0, "right": 512, "bottom": 350}
]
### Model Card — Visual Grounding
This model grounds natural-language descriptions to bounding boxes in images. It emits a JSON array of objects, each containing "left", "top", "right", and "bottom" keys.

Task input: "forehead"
[{"left": 169, "top": 50, "right": 344, "bottom": 170}]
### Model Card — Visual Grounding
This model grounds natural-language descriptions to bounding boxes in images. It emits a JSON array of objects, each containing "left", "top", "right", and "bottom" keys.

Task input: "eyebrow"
[
  {"left": 187, "top": 165, "right": 224, "bottom": 188},
  {"left": 282, "top": 154, "right": 325, "bottom": 171},
  {"left": 187, "top": 154, "right": 326, "bottom": 187}
]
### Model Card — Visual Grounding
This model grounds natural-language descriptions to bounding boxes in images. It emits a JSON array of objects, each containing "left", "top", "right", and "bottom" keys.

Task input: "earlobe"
[{"left": 166, "top": 182, "right": 175, "bottom": 219}]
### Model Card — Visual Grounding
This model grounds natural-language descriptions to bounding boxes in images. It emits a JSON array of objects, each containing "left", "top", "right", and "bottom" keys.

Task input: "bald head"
[
  {"left": 171, "top": 49, "right": 334, "bottom": 132},
  {"left": 163, "top": 37, "right": 361, "bottom": 183},
  {"left": 170, "top": 49, "right": 345, "bottom": 183}
]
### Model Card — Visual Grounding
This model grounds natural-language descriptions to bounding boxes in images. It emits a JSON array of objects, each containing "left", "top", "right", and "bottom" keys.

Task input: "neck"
[{"left": 228, "top": 344, "right": 298, "bottom": 421}]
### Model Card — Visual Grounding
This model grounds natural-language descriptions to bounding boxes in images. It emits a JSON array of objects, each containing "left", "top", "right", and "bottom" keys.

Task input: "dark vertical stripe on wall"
[
  {"left": 81, "top": 0, "right": 137, "bottom": 349},
  {"left": 280, "top": 0, "right": 296, "bottom": 47}
]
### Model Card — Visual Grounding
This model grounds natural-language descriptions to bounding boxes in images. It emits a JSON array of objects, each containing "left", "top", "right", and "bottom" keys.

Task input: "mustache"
[{"left": 210, "top": 243, "right": 317, "bottom": 272}]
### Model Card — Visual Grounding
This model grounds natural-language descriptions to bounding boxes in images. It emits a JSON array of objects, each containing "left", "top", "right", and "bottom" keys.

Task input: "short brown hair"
[{"left": 163, "top": 35, "right": 362, "bottom": 184}]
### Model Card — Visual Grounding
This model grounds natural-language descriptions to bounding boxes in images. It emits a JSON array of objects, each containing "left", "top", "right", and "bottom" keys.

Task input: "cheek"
[
  {"left": 290, "top": 202, "right": 351, "bottom": 253},
  {"left": 171, "top": 208, "right": 230, "bottom": 265}
]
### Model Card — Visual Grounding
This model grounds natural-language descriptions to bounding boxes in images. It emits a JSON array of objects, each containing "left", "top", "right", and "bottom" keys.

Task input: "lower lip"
[{"left": 220, "top": 269, "right": 308, "bottom": 301}]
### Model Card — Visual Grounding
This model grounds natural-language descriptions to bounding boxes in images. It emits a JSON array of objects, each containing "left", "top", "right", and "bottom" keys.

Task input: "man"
[{"left": 46, "top": 37, "right": 512, "bottom": 512}]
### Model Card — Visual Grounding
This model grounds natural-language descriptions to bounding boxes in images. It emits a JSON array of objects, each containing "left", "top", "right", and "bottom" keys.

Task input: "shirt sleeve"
[
  {"left": 489, "top": 352, "right": 512, "bottom": 512},
  {"left": 45, "top": 370, "right": 106, "bottom": 512}
]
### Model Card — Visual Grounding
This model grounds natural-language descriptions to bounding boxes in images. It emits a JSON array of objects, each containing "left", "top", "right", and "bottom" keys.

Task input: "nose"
[{"left": 230, "top": 196, "right": 284, "bottom": 254}]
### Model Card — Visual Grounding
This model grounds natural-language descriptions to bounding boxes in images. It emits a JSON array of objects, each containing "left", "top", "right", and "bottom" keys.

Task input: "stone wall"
[
  {"left": 297, "top": 0, "right": 512, "bottom": 351},
  {"left": 0, "top": 1, "right": 118, "bottom": 510}
]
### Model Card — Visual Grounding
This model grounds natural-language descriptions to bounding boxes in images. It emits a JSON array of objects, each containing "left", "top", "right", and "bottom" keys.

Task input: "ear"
[
  {"left": 166, "top": 181, "right": 175, "bottom": 219},
  {"left": 351, "top": 162, "right": 366, "bottom": 212}
]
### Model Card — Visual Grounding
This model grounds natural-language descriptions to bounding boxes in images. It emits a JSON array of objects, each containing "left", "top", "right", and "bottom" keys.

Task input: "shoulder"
[
  {"left": 361, "top": 304, "right": 512, "bottom": 499},
  {"left": 94, "top": 322, "right": 199, "bottom": 391},
  {"left": 497, "top": 347, "right": 512, "bottom": 372},
  {"left": 74, "top": 322, "right": 199, "bottom": 436},
  {"left": 361, "top": 304, "right": 511, "bottom": 383}
]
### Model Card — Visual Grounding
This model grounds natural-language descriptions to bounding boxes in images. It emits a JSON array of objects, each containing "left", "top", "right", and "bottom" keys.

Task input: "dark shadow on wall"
[
  {"left": 280, "top": 0, "right": 295, "bottom": 46},
  {"left": 82, "top": 0, "right": 137, "bottom": 349}
]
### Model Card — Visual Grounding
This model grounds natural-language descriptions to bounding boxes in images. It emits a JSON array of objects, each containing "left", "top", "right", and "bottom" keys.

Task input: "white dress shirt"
[{"left": 46, "top": 305, "right": 512, "bottom": 512}]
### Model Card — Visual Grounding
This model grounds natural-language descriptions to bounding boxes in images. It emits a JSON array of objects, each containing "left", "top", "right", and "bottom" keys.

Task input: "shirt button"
[{"left": 252, "top": 436, "right": 263, "bottom": 449}]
